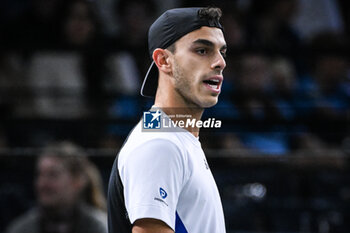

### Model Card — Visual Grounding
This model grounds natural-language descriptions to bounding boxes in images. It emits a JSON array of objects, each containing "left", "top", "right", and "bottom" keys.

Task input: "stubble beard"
[
  {"left": 172, "top": 59, "right": 202, "bottom": 109},
  {"left": 172, "top": 59, "right": 219, "bottom": 108}
]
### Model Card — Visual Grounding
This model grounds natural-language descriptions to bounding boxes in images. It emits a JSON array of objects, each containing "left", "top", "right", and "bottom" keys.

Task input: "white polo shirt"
[{"left": 117, "top": 114, "right": 226, "bottom": 232}]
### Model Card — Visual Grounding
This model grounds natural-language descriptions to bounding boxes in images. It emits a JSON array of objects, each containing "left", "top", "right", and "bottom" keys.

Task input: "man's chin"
[{"left": 200, "top": 96, "right": 219, "bottom": 108}]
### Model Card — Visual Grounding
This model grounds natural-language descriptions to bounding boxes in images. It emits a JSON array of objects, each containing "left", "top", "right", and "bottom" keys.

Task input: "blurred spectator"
[
  {"left": 57, "top": 0, "right": 110, "bottom": 115},
  {"left": 293, "top": 133, "right": 333, "bottom": 155},
  {"left": 5, "top": 141, "right": 107, "bottom": 233},
  {"left": 27, "top": 52, "right": 89, "bottom": 118},
  {"left": 270, "top": 57, "right": 297, "bottom": 98},
  {"left": 231, "top": 53, "right": 291, "bottom": 154},
  {"left": 298, "top": 32, "right": 349, "bottom": 143},
  {"left": 232, "top": 53, "right": 279, "bottom": 120},
  {"left": 246, "top": 0, "right": 301, "bottom": 55},
  {"left": 293, "top": 0, "right": 345, "bottom": 40},
  {"left": 0, "top": 50, "right": 23, "bottom": 117},
  {"left": 270, "top": 57, "right": 298, "bottom": 120},
  {"left": 102, "top": 0, "right": 159, "bottom": 119},
  {"left": 56, "top": 0, "right": 104, "bottom": 50},
  {"left": 220, "top": 133, "right": 251, "bottom": 155},
  {"left": 104, "top": 52, "right": 141, "bottom": 96},
  {"left": 26, "top": 0, "right": 110, "bottom": 118},
  {"left": 113, "top": 0, "right": 158, "bottom": 75},
  {"left": 91, "top": 0, "right": 117, "bottom": 36},
  {"left": 114, "top": 0, "right": 157, "bottom": 49}
]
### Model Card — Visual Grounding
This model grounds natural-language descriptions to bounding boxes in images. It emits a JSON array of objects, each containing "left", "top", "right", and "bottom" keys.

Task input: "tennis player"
[{"left": 108, "top": 7, "right": 227, "bottom": 233}]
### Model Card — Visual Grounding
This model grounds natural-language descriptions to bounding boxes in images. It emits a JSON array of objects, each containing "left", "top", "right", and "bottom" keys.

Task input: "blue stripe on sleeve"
[{"left": 175, "top": 211, "right": 188, "bottom": 233}]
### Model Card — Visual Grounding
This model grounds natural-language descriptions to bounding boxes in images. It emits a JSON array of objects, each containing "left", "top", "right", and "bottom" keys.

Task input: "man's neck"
[
  {"left": 153, "top": 102, "right": 204, "bottom": 138},
  {"left": 154, "top": 77, "right": 207, "bottom": 137}
]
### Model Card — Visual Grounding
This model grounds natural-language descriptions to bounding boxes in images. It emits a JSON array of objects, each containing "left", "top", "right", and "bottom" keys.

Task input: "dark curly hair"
[{"left": 198, "top": 7, "right": 222, "bottom": 22}]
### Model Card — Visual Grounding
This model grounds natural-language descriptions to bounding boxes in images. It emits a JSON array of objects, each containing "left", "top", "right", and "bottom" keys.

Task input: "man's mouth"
[{"left": 203, "top": 76, "right": 223, "bottom": 93}]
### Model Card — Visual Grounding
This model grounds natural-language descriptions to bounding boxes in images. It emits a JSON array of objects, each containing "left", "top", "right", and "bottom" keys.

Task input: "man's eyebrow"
[
  {"left": 192, "top": 39, "right": 214, "bottom": 47},
  {"left": 193, "top": 39, "right": 227, "bottom": 50}
]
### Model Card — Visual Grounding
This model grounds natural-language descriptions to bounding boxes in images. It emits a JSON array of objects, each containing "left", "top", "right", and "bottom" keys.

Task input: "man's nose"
[{"left": 211, "top": 52, "right": 226, "bottom": 71}]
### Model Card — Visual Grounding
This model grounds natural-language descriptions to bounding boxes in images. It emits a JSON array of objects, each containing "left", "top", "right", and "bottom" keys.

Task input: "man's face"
[{"left": 169, "top": 26, "right": 227, "bottom": 108}]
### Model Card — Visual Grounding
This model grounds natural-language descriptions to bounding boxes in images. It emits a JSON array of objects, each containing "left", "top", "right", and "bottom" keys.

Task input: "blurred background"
[{"left": 0, "top": 0, "right": 349, "bottom": 232}]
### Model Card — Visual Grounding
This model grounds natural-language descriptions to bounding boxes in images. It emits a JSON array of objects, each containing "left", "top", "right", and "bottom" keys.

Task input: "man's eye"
[
  {"left": 220, "top": 50, "right": 227, "bottom": 58},
  {"left": 196, "top": 48, "right": 207, "bottom": 55}
]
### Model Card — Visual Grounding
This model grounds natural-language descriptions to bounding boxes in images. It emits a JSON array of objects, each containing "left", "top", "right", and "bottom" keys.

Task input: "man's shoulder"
[
  {"left": 5, "top": 208, "right": 39, "bottom": 233},
  {"left": 123, "top": 121, "right": 184, "bottom": 152},
  {"left": 116, "top": 122, "right": 188, "bottom": 169}
]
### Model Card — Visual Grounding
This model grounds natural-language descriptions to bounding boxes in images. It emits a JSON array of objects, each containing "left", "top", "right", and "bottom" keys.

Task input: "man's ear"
[{"left": 153, "top": 48, "right": 172, "bottom": 74}]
